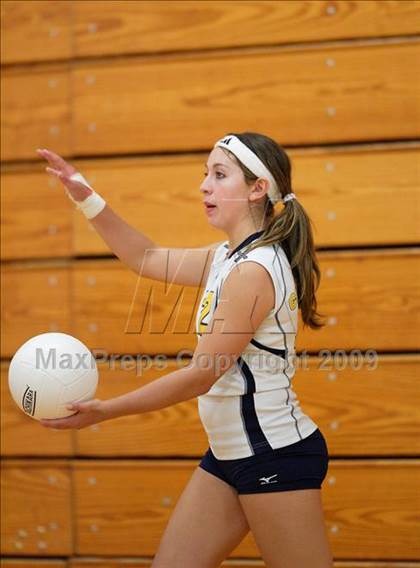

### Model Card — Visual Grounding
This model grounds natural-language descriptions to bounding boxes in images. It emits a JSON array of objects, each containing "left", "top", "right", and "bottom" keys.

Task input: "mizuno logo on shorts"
[{"left": 259, "top": 474, "right": 278, "bottom": 485}]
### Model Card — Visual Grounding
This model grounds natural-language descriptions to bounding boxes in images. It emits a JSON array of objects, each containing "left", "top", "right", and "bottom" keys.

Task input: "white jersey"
[{"left": 195, "top": 230, "right": 318, "bottom": 459}]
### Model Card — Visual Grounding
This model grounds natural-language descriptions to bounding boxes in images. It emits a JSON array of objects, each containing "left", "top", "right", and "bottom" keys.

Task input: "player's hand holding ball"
[{"left": 40, "top": 397, "right": 107, "bottom": 430}]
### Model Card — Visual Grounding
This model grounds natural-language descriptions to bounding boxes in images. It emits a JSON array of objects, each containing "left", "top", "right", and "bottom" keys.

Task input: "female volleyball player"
[{"left": 37, "top": 132, "right": 333, "bottom": 567}]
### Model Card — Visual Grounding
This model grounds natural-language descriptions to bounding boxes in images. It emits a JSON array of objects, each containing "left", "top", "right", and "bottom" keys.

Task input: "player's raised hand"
[{"left": 36, "top": 148, "right": 93, "bottom": 202}]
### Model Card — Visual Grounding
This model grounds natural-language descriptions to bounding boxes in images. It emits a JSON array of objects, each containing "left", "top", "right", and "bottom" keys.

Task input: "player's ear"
[{"left": 249, "top": 178, "right": 270, "bottom": 203}]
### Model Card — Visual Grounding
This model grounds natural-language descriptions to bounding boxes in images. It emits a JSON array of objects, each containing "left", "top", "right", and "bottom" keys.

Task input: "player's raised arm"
[{"left": 37, "top": 148, "right": 220, "bottom": 287}]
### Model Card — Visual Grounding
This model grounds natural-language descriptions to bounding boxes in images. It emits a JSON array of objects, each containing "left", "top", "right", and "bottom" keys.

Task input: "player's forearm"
[
  {"left": 89, "top": 205, "right": 157, "bottom": 273},
  {"left": 101, "top": 365, "right": 211, "bottom": 419}
]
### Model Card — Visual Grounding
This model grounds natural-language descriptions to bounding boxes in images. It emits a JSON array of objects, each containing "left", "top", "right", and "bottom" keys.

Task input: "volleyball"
[{"left": 8, "top": 332, "right": 98, "bottom": 421}]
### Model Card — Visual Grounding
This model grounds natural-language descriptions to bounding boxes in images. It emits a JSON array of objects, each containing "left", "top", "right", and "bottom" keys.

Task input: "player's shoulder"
[
  {"left": 238, "top": 241, "right": 280, "bottom": 263},
  {"left": 227, "top": 250, "right": 275, "bottom": 288},
  {"left": 247, "top": 242, "right": 276, "bottom": 255}
]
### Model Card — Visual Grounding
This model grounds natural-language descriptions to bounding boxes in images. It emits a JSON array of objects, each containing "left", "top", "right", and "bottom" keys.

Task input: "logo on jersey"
[
  {"left": 198, "top": 290, "right": 214, "bottom": 334},
  {"left": 288, "top": 291, "right": 297, "bottom": 310}
]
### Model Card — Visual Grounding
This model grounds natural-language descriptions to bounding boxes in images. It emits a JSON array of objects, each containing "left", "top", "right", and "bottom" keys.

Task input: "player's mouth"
[{"left": 204, "top": 202, "right": 217, "bottom": 213}]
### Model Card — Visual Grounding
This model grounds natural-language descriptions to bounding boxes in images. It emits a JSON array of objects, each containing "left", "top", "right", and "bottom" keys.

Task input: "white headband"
[{"left": 214, "top": 134, "right": 281, "bottom": 204}]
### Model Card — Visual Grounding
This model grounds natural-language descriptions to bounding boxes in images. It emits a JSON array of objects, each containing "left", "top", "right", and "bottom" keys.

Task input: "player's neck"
[{"left": 226, "top": 223, "right": 266, "bottom": 257}]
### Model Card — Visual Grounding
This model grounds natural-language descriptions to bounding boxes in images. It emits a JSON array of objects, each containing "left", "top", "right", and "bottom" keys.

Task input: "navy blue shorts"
[{"left": 199, "top": 428, "right": 329, "bottom": 495}]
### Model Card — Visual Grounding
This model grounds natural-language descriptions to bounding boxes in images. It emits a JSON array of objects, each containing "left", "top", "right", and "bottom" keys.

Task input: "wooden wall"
[{"left": 1, "top": 1, "right": 420, "bottom": 566}]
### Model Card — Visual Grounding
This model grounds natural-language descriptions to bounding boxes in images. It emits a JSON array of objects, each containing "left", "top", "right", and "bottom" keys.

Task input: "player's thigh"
[
  {"left": 152, "top": 466, "right": 250, "bottom": 568},
  {"left": 239, "top": 489, "right": 333, "bottom": 568}
]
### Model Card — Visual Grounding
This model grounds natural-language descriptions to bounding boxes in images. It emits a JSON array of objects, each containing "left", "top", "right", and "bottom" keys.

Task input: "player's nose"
[{"left": 200, "top": 174, "right": 213, "bottom": 194}]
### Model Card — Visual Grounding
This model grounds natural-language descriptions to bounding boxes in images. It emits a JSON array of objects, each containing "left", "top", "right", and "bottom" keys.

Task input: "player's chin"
[{"left": 205, "top": 209, "right": 223, "bottom": 228}]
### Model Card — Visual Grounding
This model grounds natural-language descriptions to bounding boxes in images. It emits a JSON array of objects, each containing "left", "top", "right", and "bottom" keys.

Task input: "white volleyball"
[{"left": 8, "top": 332, "right": 98, "bottom": 420}]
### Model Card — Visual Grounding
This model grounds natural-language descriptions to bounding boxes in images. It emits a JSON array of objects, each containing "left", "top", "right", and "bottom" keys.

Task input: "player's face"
[{"left": 200, "top": 148, "right": 251, "bottom": 231}]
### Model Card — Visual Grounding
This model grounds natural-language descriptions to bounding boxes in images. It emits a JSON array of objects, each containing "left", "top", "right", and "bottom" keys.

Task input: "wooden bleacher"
[{"left": 1, "top": 1, "right": 419, "bottom": 566}]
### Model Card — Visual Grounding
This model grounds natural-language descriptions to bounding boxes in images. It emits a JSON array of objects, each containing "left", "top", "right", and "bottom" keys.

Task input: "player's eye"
[{"left": 203, "top": 171, "right": 225, "bottom": 178}]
